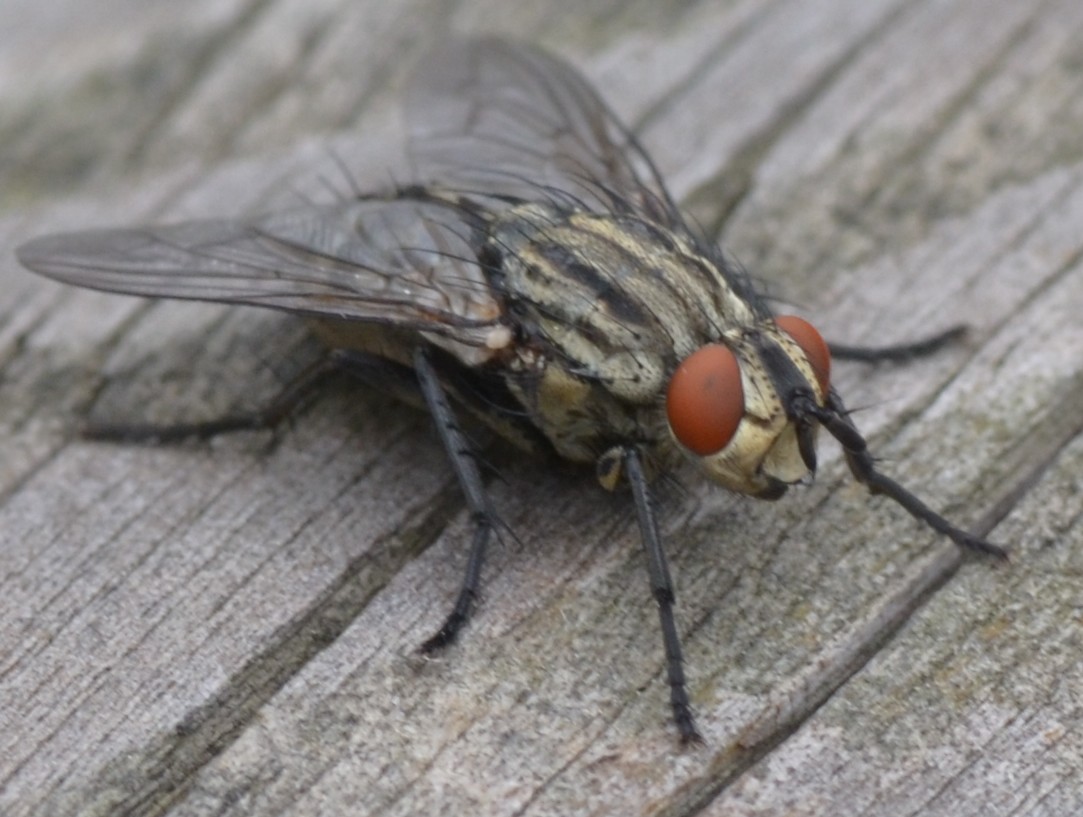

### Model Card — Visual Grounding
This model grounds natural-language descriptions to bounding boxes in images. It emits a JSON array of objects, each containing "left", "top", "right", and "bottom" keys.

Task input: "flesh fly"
[{"left": 17, "top": 38, "right": 1006, "bottom": 744}]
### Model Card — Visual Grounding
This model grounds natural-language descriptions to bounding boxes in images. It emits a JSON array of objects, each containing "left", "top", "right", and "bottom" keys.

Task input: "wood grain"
[{"left": 3, "top": 1, "right": 1082, "bottom": 815}]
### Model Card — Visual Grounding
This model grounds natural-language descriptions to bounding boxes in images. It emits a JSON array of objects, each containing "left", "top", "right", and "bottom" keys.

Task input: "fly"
[{"left": 16, "top": 37, "right": 1006, "bottom": 744}]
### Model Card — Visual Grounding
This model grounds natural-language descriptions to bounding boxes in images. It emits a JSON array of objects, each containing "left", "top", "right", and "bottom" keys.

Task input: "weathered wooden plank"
[{"left": 2, "top": 1, "right": 1081, "bottom": 816}]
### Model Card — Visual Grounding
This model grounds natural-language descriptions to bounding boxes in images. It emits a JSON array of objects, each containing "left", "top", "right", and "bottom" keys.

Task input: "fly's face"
[{"left": 666, "top": 316, "right": 832, "bottom": 499}]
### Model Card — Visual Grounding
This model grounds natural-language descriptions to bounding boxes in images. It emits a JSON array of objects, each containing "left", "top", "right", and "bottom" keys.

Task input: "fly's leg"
[
  {"left": 83, "top": 356, "right": 342, "bottom": 443},
  {"left": 623, "top": 446, "right": 703, "bottom": 745},
  {"left": 829, "top": 325, "right": 967, "bottom": 363},
  {"left": 797, "top": 392, "right": 1009, "bottom": 560},
  {"left": 812, "top": 326, "right": 1009, "bottom": 557},
  {"left": 412, "top": 346, "right": 495, "bottom": 653}
]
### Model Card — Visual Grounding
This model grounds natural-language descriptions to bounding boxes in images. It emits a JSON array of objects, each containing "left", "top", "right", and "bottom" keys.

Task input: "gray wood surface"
[{"left": 3, "top": 1, "right": 1082, "bottom": 815}]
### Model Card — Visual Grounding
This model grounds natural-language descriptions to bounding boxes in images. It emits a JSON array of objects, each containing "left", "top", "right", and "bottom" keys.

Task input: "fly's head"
[{"left": 665, "top": 316, "right": 832, "bottom": 499}]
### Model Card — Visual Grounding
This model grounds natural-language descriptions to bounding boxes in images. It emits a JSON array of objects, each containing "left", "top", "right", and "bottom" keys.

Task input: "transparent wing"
[
  {"left": 406, "top": 37, "right": 681, "bottom": 223},
  {"left": 17, "top": 198, "right": 506, "bottom": 355},
  {"left": 17, "top": 40, "right": 673, "bottom": 362}
]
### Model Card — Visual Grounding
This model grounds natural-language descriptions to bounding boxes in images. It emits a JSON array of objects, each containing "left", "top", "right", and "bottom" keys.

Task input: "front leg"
[{"left": 797, "top": 391, "right": 1009, "bottom": 560}]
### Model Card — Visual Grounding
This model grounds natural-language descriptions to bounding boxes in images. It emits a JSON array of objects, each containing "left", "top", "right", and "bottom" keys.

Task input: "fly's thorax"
[
  {"left": 490, "top": 204, "right": 760, "bottom": 396},
  {"left": 488, "top": 203, "right": 764, "bottom": 464},
  {"left": 664, "top": 319, "right": 832, "bottom": 498}
]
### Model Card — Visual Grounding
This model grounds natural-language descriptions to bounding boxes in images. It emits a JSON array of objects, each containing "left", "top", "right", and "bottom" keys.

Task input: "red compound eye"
[
  {"left": 666, "top": 344, "right": 744, "bottom": 455},
  {"left": 776, "top": 314, "right": 831, "bottom": 394}
]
